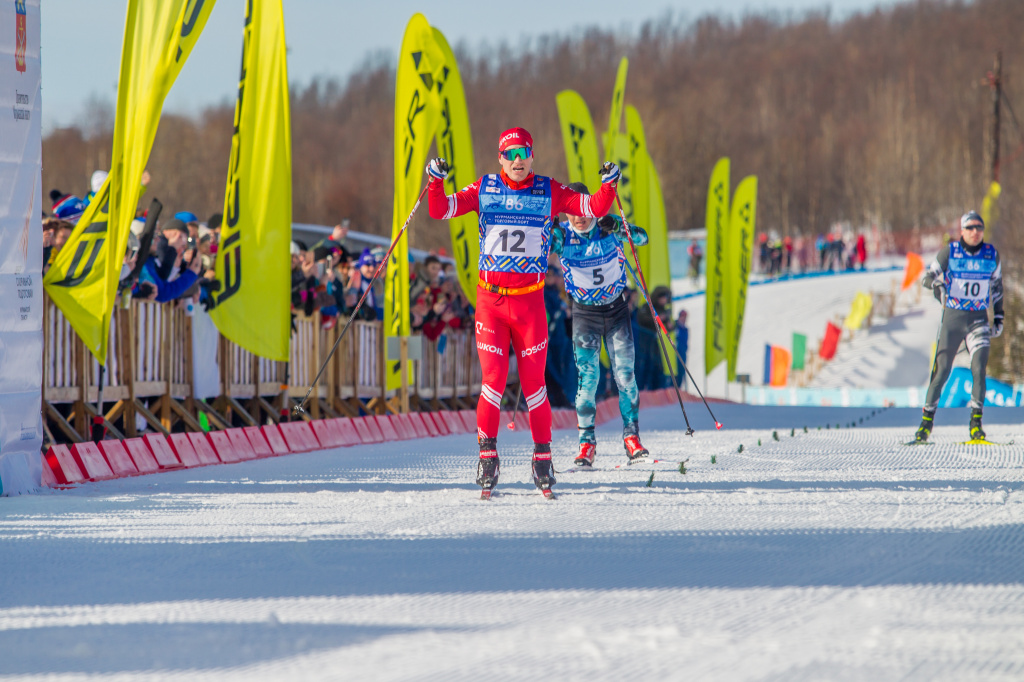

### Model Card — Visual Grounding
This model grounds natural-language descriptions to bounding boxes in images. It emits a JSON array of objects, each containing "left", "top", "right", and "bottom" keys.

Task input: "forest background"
[{"left": 41, "top": 0, "right": 1024, "bottom": 381}]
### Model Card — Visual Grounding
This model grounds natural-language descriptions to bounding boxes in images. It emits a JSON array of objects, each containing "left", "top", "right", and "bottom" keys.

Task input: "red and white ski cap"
[{"left": 498, "top": 127, "right": 533, "bottom": 151}]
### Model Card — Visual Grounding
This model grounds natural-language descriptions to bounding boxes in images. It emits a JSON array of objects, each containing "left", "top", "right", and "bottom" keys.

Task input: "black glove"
[
  {"left": 597, "top": 215, "right": 617, "bottom": 238},
  {"left": 993, "top": 313, "right": 1004, "bottom": 338},
  {"left": 932, "top": 282, "right": 946, "bottom": 304}
]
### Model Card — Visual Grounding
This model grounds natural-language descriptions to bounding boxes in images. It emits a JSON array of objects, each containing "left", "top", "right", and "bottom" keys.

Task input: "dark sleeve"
[
  {"left": 154, "top": 245, "right": 178, "bottom": 281},
  {"left": 991, "top": 250, "right": 1004, "bottom": 316},
  {"left": 922, "top": 247, "right": 949, "bottom": 288}
]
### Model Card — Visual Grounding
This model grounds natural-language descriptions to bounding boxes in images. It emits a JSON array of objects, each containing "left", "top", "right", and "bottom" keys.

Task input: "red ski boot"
[
  {"left": 574, "top": 442, "right": 596, "bottom": 467},
  {"left": 624, "top": 434, "right": 650, "bottom": 465}
]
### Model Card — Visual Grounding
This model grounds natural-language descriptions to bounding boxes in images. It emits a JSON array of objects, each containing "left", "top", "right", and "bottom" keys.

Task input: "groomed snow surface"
[{"left": 3, "top": 403, "right": 1024, "bottom": 680}]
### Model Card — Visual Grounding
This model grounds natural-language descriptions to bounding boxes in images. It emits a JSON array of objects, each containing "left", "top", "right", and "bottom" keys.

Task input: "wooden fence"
[{"left": 43, "top": 295, "right": 484, "bottom": 444}]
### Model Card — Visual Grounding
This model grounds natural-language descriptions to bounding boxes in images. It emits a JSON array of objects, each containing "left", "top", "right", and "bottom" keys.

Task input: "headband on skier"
[
  {"left": 498, "top": 127, "right": 533, "bottom": 151},
  {"left": 960, "top": 211, "right": 984, "bottom": 231}
]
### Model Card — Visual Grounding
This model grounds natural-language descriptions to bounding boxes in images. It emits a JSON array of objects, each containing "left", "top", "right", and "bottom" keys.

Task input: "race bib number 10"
[{"left": 953, "top": 278, "right": 990, "bottom": 302}]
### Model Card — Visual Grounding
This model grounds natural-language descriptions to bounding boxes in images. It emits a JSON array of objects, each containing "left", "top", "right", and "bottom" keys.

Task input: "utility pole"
[{"left": 989, "top": 51, "right": 1003, "bottom": 184}]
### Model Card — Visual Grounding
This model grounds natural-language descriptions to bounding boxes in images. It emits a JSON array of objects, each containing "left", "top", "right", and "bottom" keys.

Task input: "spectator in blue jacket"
[{"left": 133, "top": 221, "right": 200, "bottom": 303}]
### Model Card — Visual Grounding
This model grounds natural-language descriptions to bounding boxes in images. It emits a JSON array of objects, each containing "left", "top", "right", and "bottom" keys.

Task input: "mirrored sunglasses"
[
  {"left": 963, "top": 224, "right": 984, "bottom": 231},
  {"left": 501, "top": 147, "right": 532, "bottom": 161}
]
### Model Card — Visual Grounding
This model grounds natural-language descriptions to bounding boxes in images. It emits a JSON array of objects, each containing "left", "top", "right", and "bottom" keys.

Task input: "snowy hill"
[
  {"left": 2, "top": 402, "right": 1022, "bottom": 679},
  {"left": 672, "top": 265, "right": 942, "bottom": 398}
]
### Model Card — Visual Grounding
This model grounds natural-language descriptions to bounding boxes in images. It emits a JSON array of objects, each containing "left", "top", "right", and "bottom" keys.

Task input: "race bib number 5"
[{"left": 570, "top": 259, "right": 621, "bottom": 289}]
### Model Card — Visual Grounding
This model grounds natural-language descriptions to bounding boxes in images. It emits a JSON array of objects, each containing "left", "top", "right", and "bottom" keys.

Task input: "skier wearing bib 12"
[
  {"left": 915, "top": 211, "right": 1005, "bottom": 443},
  {"left": 426, "top": 127, "right": 620, "bottom": 496},
  {"left": 551, "top": 182, "right": 650, "bottom": 467}
]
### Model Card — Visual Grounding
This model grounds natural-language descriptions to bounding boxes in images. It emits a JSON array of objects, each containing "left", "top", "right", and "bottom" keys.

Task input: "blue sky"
[{"left": 42, "top": 0, "right": 896, "bottom": 131}]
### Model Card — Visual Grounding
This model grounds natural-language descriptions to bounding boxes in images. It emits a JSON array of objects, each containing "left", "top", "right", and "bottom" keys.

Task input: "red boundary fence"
[{"left": 41, "top": 388, "right": 713, "bottom": 487}]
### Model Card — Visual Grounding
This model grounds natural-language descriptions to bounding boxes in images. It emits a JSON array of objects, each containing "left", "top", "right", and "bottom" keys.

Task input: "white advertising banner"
[{"left": 0, "top": 0, "right": 43, "bottom": 494}]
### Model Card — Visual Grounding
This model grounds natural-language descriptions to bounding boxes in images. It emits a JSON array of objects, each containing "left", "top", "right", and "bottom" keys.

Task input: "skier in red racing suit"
[{"left": 426, "top": 127, "right": 620, "bottom": 496}]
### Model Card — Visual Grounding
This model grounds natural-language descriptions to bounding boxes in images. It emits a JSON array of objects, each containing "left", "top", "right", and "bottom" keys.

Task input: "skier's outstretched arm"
[{"left": 551, "top": 162, "right": 620, "bottom": 218}]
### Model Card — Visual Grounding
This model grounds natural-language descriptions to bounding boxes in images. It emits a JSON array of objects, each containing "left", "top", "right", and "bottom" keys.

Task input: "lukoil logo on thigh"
[{"left": 477, "top": 341, "right": 504, "bottom": 356}]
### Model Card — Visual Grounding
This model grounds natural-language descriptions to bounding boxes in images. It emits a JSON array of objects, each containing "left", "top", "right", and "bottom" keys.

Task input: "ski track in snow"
[{"left": 2, "top": 404, "right": 1023, "bottom": 680}]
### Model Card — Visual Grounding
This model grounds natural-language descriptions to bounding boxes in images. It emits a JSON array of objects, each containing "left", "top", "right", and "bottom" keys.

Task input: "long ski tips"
[{"left": 715, "top": 421, "right": 723, "bottom": 430}]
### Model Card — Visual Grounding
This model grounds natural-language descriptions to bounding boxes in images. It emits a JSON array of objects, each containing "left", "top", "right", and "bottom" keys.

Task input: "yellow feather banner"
[
  {"left": 704, "top": 157, "right": 730, "bottom": 376},
  {"left": 210, "top": 0, "right": 291, "bottom": 361},
  {"left": 625, "top": 105, "right": 650, "bottom": 279},
  {"left": 386, "top": 14, "right": 444, "bottom": 390},
  {"left": 725, "top": 175, "right": 757, "bottom": 381},
  {"left": 44, "top": 0, "right": 216, "bottom": 363},
  {"left": 431, "top": 27, "right": 478, "bottom": 306},
  {"left": 603, "top": 57, "right": 628, "bottom": 160},
  {"left": 555, "top": 90, "right": 601, "bottom": 192}
]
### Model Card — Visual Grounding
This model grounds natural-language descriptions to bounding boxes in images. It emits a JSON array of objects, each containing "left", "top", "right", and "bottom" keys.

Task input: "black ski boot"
[
  {"left": 914, "top": 408, "right": 935, "bottom": 442},
  {"left": 969, "top": 409, "right": 985, "bottom": 441},
  {"left": 531, "top": 443, "right": 556, "bottom": 498},
  {"left": 477, "top": 437, "right": 500, "bottom": 499}
]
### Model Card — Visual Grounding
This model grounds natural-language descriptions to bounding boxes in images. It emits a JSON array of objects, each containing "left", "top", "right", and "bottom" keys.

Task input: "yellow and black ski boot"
[
  {"left": 915, "top": 408, "right": 935, "bottom": 443},
  {"left": 969, "top": 409, "right": 985, "bottom": 441}
]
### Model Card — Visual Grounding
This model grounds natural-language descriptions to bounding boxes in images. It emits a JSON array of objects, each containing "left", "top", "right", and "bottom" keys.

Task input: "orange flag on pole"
[{"left": 901, "top": 253, "right": 924, "bottom": 291}]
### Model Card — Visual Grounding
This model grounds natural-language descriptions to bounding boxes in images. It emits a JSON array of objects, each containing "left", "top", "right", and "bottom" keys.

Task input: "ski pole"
[
  {"left": 611, "top": 195, "right": 697, "bottom": 435},
  {"left": 506, "top": 383, "right": 523, "bottom": 430},
  {"left": 293, "top": 184, "right": 429, "bottom": 416},
  {"left": 623, "top": 258, "right": 722, "bottom": 428}
]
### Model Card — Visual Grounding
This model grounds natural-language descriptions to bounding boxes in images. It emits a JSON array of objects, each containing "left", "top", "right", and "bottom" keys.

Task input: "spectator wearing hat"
[
  {"left": 151, "top": 219, "right": 190, "bottom": 282},
  {"left": 133, "top": 223, "right": 201, "bottom": 303},
  {"left": 342, "top": 248, "right": 379, "bottom": 321},
  {"left": 49, "top": 190, "right": 85, "bottom": 224},
  {"left": 675, "top": 309, "right": 689, "bottom": 389}
]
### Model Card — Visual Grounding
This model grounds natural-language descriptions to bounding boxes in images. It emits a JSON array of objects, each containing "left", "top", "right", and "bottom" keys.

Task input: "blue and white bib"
[
  {"left": 558, "top": 221, "right": 627, "bottom": 304},
  {"left": 944, "top": 241, "right": 998, "bottom": 311},
  {"left": 477, "top": 174, "right": 553, "bottom": 274}
]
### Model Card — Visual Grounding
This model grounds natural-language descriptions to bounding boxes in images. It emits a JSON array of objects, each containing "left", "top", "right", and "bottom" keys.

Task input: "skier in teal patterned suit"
[{"left": 551, "top": 182, "right": 650, "bottom": 466}]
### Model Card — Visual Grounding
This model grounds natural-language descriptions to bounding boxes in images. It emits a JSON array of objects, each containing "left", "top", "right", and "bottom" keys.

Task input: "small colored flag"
[
  {"left": 843, "top": 292, "right": 873, "bottom": 330},
  {"left": 763, "top": 344, "right": 791, "bottom": 387},
  {"left": 792, "top": 333, "right": 807, "bottom": 370},
  {"left": 820, "top": 322, "right": 842, "bottom": 360},
  {"left": 901, "top": 253, "right": 924, "bottom": 291}
]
